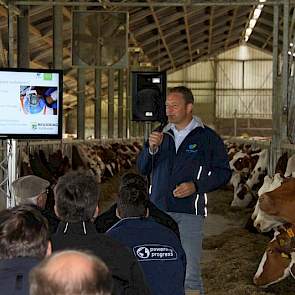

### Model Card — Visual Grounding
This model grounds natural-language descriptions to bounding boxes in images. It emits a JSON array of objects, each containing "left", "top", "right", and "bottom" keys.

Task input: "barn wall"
[
  {"left": 168, "top": 45, "right": 273, "bottom": 136},
  {"left": 168, "top": 60, "right": 215, "bottom": 126}
]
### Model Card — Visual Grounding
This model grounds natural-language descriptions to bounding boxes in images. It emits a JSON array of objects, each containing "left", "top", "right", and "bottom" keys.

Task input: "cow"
[
  {"left": 259, "top": 177, "right": 295, "bottom": 225},
  {"left": 252, "top": 173, "right": 285, "bottom": 232},
  {"left": 253, "top": 224, "right": 295, "bottom": 287},
  {"left": 231, "top": 149, "right": 268, "bottom": 208},
  {"left": 284, "top": 153, "right": 295, "bottom": 177}
]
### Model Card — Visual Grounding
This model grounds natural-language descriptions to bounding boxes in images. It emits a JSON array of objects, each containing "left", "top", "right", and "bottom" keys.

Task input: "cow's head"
[
  {"left": 253, "top": 225, "right": 295, "bottom": 287},
  {"left": 259, "top": 177, "right": 295, "bottom": 224}
]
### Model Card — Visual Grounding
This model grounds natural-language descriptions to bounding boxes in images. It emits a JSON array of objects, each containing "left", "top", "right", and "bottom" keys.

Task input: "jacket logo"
[
  {"left": 186, "top": 143, "right": 198, "bottom": 153},
  {"left": 133, "top": 244, "right": 177, "bottom": 261}
]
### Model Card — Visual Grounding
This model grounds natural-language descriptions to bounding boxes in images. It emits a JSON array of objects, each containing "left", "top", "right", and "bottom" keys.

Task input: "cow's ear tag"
[
  {"left": 279, "top": 239, "right": 285, "bottom": 247},
  {"left": 287, "top": 228, "right": 295, "bottom": 238},
  {"left": 281, "top": 252, "right": 289, "bottom": 259}
]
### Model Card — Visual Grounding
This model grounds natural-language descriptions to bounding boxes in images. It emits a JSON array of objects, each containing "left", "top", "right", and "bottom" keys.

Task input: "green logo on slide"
[{"left": 43, "top": 73, "right": 52, "bottom": 80}]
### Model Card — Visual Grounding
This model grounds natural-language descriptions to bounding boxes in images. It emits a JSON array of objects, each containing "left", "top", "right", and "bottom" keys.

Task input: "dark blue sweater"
[
  {"left": 137, "top": 125, "right": 231, "bottom": 215},
  {"left": 107, "top": 218, "right": 186, "bottom": 295}
]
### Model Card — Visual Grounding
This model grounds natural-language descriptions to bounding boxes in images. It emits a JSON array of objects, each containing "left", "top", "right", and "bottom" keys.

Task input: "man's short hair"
[
  {"left": 54, "top": 171, "right": 100, "bottom": 222},
  {"left": 117, "top": 173, "right": 148, "bottom": 218},
  {"left": 29, "top": 250, "right": 113, "bottom": 295},
  {"left": 0, "top": 206, "right": 49, "bottom": 259},
  {"left": 12, "top": 175, "right": 50, "bottom": 206},
  {"left": 168, "top": 86, "right": 194, "bottom": 104}
]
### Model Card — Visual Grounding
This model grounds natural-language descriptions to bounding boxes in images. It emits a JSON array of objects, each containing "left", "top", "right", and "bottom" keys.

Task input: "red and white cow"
[
  {"left": 253, "top": 224, "right": 295, "bottom": 287},
  {"left": 252, "top": 173, "right": 285, "bottom": 232},
  {"left": 231, "top": 149, "right": 268, "bottom": 208},
  {"left": 259, "top": 177, "right": 295, "bottom": 225}
]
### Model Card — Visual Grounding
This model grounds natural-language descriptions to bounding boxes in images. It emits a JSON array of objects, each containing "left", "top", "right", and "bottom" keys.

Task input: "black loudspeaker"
[{"left": 132, "top": 71, "right": 167, "bottom": 122}]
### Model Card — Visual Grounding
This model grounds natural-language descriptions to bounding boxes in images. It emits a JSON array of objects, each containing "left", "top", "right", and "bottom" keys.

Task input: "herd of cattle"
[
  {"left": 19, "top": 139, "right": 295, "bottom": 288},
  {"left": 20, "top": 141, "right": 142, "bottom": 186},
  {"left": 226, "top": 141, "right": 295, "bottom": 288}
]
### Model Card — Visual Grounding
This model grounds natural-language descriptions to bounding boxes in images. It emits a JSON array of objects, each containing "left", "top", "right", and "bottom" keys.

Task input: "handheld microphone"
[{"left": 154, "top": 117, "right": 168, "bottom": 133}]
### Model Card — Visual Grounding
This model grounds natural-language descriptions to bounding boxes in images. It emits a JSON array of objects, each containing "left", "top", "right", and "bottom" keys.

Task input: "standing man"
[{"left": 137, "top": 86, "right": 231, "bottom": 295}]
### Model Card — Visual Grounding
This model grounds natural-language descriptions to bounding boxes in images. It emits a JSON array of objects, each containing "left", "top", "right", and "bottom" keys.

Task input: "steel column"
[
  {"left": 270, "top": 4, "right": 280, "bottom": 175},
  {"left": 108, "top": 69, "right": 114, "bottom": 139},
  {"left": 77, "top": 68, "right": 85, "bottom": 139},
  {"left": 53, "top": 4, "right": 63, "bottom": 69},
  {"left": 7, "top": 3, "right": 14, "bottom": 67},
  {"left": 118, "top": 69, "right": 124, "bottom": 138},
  {"left": 94, "top": 69, "right": 102, "bottom": 139},
  {"left": 17, "top": 5, "right": 29, "bottom": 68}
]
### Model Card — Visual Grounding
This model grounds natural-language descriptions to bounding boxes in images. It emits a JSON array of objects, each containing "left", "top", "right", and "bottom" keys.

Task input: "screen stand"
[{"left": 6, "top": 139, "right": 17, "bottom": 208}]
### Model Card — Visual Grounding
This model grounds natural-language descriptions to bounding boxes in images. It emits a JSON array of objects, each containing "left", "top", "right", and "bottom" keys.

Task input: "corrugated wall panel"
[
  {"left": 168, "top": 45, "right": 273, "bottom": 126},
  {"left": 244, "top": 60, "right": 272, "bottom": 89},
  {"left": 217, "top": 61, "right": 243, "bottom": 89}
]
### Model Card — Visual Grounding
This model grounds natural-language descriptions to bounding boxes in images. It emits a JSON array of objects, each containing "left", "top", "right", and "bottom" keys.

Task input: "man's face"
[{"left": 165, "top": 92, "right": 192, "bottom": 125}]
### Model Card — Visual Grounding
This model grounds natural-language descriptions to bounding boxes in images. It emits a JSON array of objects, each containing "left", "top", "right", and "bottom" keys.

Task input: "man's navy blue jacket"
[
  {"left": 137, "top": 123, "right": 231, "bottom": 215},
  {"left": 107, "top": 217, "right": 186, "bottom": 295},
  {"left": 0, "top": 257, "right": 40, "bottom": 295}
]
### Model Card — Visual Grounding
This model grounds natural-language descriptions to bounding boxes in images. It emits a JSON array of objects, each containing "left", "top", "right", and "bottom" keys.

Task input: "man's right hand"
[{"left": 149, "top": 131, "right": 163, "bottom": 151}]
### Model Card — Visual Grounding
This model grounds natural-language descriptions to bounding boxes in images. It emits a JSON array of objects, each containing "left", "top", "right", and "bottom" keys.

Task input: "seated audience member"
[
  {"left": 106, "top": 173, "right": 186, "bottom": 295},
  {"left": 95, "top": 173, "right": 180, "bottom": 239},
  {"left": 0, "top": 206, "right": 51, "bottom": 295},
  {"left": 30, "top": 250, "right": 113, "bottom": 295},
  {"left": 51, "top": 171, "right": 150, "bottom": 295},
  {"left": 12, "top": 175, "right": 59, "bottom": 234}
]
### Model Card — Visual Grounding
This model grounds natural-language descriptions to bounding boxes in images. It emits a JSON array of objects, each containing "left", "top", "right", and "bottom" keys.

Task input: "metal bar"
[
  {"left": 126, "top": 68, "right": 130, "bottom": 138},
  {"left": 108, "top": 69, "right": 114, "bottom": 139},
  {"left": 17, "top": 5, "right": 29, "bottom": 68},
  {"left": 14, "top": 1, "right": 289, "bottom": 7},
  {"left": 8, "top": 2, "right": 14, "bottom": 67},
  {"left": 118, "top": 69, "right": 124, "bottom": 139},
  {"left": 94, "top": 69, "right": 102, "bottom": 139},
  {"left": 53, "top": 4, "right": 63, "bottom": 68},
  {"left": 271, "top": 4, "right": 280, "bottom": 175},
  {"left": 282, "top": 0, "right": 289, "bottom": 139},
  {"left": 77, "top": 68, "right": 85, "bottom": 139}
]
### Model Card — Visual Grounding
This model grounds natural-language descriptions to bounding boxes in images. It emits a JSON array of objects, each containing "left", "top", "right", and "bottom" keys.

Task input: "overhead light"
[
  {"left": 244, "top": 3, "right": 264, "bottom": 43},
  {"left": 246, "top": 28, "right": 253, "bottom": 36},
  {"left": 249, "top": 19, "right": 257, "bottom": 29},
  {"left": 290, "top": 43, "right": 294, "bottom": 47},
  {"left": 253, "top": 8, "right": 262, "bottom": 19},
  {"left": 288, "top": 51, "right": 292, "bottom": 55}
]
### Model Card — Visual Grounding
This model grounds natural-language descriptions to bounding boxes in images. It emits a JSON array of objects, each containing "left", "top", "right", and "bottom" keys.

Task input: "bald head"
[{"left": 30, "top": 250, "right": 113, "bottom": 295}]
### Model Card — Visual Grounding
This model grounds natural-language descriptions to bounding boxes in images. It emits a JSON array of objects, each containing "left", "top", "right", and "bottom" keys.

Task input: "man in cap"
[
  {"left": 12, "top": 175, "right": 49, "bottom": 209},
  {"left": 12, "top": 175, "right": 59, "bottom": 233}
]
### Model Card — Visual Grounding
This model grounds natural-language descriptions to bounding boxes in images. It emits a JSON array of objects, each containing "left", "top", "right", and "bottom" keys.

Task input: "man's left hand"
[{"left": 173, "top": 182, "right": 196, "bottom": 198}]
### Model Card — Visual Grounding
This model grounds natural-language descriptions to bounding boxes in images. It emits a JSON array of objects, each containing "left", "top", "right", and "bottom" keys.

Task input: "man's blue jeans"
[{"left": 167, "top": 212, "right": 204, "bottom": 295}]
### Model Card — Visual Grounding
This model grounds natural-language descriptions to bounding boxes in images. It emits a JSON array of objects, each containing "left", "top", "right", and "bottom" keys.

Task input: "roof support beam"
[
  {"left": 208, "top": 6, "right": 214, "bottom": 55},
  {"left": 147, "top": 0, "right": 175, "bottom": 70},
  {"left": 225, "top": 7, "right": 238, "bottom": 49},
  {"left": 183, "top": 5, "right": 192, "bottom": 63}
]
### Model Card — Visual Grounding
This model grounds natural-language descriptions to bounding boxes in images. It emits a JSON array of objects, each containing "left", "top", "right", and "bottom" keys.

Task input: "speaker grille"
[{"left": 132, "top": 71, "right": 166, "bottom": 122}]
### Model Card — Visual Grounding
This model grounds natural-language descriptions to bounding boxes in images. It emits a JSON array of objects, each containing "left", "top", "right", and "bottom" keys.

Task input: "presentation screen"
[{"left": 0, "top": 68, "right": 63, "bottom": 139}]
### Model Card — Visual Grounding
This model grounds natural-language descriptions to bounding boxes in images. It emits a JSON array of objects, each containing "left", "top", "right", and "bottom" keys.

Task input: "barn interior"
[{"left": 0, "top": 1, "right": 294, "bottom": 294}]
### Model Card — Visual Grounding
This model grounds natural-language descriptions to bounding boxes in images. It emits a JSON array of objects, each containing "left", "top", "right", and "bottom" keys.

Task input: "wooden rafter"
[
  {"left": 208, "top": 6, "right": 214, "bottom": 55},
  {"left": 183, "top": 5, "right": 192, "bottom": 63},
  {"left": 224, "top": 7, "right": 238, "bottom": 49},
  {"left": 147, "top": 0, "right": 175, "bottom": 69}
]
